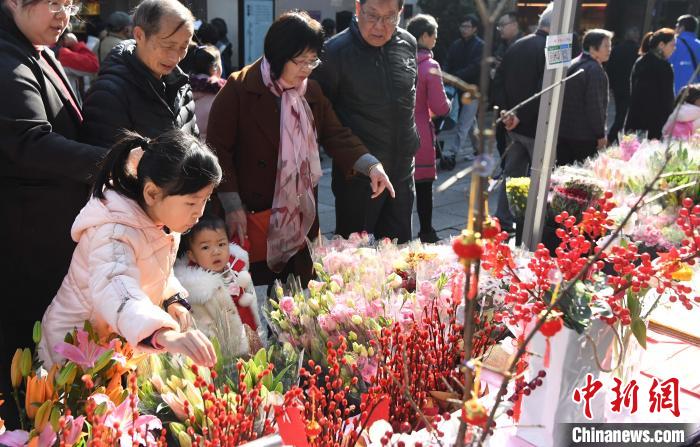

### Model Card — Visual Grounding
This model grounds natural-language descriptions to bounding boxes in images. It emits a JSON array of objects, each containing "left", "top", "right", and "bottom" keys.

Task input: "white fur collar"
[{"left": 174, "top": 261, "right": 224, "bottom": 305}]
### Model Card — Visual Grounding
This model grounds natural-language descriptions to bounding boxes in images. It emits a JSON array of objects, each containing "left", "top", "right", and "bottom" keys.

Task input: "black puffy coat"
[
  {"left": 81, "top": 40, "right": 198, "bottom": 147},
  {"left": 0, "top": 8, "right": 106, "bottom": 418},
  {"left": 625, "top": 51, "right": 675, "bottom": 140},
  {"left": 314, "top": 18, "right": 419, "bottom": 182}
]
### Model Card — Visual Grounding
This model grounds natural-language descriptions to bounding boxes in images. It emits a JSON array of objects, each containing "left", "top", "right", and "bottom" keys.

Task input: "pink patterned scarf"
[{"left": 260, "top": 57, "right": 322, "bottom": 272}]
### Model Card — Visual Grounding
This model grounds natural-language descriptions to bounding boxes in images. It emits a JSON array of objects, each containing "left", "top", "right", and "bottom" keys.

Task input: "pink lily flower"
[
  {"left": 0, "top": 430, "right": 29, "bottom": 447},
  {"left": 62, "top": 415, "right": 85, "bottom": 446},
  {"left": 89, "top": 394, "right": 162, "bottom": 446},
  {"left": 37, "top": 423, "right": 57, "bottom": 447},
  {"left": 53, "top": 330, "right": 126, "bottom": 370}
]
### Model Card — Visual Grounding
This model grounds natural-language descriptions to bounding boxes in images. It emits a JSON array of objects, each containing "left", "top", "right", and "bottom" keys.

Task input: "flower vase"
[
  {"left": 603, "top": 321, "right": 647, "bottom": 423},
  {"left": 516, "top": 326, "right": 572, "bottom": 447},
  {"left": 517, "top": 321, "right": 616, "bottom": 447},
  {"left": 609, "top": 321, "right": 646, "bottom": 386}
]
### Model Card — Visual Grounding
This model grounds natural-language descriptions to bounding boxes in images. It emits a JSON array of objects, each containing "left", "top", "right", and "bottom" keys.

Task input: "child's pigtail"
[{"left": 92, "top": 131, "right": 150, "bottom": 201}]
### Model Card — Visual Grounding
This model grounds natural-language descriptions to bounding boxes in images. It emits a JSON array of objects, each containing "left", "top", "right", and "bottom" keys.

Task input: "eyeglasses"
[
  {"left": 360, "top": 8, "right": 400, "bottom": 27},
  {"left": 292, "top": 58, "right": 322, "bottom": 70},
  {"left": 47, "top": 1, "right": 81, "bottom": 16},
  {"left": 496, "top": 21, "right": 515, "bottom": 31}
]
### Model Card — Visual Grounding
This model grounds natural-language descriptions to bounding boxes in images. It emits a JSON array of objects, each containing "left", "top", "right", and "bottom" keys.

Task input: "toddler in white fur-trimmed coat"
[{"left": 175, "top": 216, "right": 262, "bottom": 356}]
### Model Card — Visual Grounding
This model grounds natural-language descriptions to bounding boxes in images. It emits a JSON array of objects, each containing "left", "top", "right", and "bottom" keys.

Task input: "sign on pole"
[{"left": 545, "top": 33, "right": 573, "bottom": 70}]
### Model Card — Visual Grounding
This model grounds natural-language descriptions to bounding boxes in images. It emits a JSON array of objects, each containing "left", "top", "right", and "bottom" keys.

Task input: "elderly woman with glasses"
[
  {"left": 81, "top": 0, "right": 198, "bottom": 147},
  {"left": 207, "top": 10, "right": 394, "bottom": 288},
  {"left": 0, "top": 0, "right": 107, "bottom": 423}
]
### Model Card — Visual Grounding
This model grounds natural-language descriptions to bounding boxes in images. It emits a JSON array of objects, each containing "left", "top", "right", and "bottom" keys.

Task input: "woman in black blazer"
[
  {"left": 0, "top": 0, "right": 106, "bottom": 421},
  {"left": 625, "top": 28, "right": 677, "bottom": 140}
]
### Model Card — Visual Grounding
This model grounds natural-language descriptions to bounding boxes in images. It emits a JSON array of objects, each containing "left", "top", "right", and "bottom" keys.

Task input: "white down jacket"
[{"left": 39, "top": 190, "right": 184, "bottom": 367}]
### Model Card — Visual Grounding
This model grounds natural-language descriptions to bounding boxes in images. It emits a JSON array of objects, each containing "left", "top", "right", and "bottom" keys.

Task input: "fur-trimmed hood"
[{"left": 174, "top": 261, "right": 227, "bottom": 305}]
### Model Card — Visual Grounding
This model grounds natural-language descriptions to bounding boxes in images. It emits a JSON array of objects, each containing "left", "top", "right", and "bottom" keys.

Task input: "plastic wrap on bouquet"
[{"left": 517, "top": 321, "right": 615, "bottom": 447}]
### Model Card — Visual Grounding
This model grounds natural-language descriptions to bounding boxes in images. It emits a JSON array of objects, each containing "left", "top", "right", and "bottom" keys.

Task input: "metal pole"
[{"left": 521, "top": 0, "right": 578, "bottom": 250}]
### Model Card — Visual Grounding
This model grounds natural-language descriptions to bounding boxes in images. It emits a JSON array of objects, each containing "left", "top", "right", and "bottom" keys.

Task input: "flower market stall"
[{"left": 4, "top": 145, "right": 700, "bottom": 446}]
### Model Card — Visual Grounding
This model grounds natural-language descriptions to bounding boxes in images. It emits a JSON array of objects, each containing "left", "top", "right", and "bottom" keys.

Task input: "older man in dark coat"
[{"left": 314, "top": 0, "right": 419, "bottom": 243}]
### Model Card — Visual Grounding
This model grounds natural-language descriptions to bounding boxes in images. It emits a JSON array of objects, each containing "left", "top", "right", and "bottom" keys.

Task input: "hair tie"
[{"left": 125, "top": 146, "right": 145, "bottom": 177}]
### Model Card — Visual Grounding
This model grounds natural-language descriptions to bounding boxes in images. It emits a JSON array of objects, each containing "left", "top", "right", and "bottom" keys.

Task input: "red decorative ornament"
[
  {"left": 461, "top": 398, "right": 488, "bottom": 427},
  {"left": 539, "top": 315, "right": 563, "bottom": 337},
  {"left": 539, "top": 313, "right": 563, "bottom": 368},
  {"left": 305, "top": 420, "right": 322, "bottom": 440},
  {"left": 452, "top": 231, "right": 483, "bottom": 261},
  {"left": 481, "top": 217, "right": 501, "bottom": 240}
]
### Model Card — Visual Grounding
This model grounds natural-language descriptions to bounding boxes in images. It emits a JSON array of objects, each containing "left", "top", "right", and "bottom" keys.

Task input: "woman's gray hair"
[
  {"left": 132, "top": 0, "right": 195, "bottom": 38},
  {"left": 538, "top": 3, "right": 554, "bottom": 30}
]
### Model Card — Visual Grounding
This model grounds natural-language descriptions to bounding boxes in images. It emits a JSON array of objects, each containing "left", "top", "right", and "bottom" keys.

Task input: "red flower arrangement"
[{"left": 180, "top": 363, "right": 276, "bottom": 446}]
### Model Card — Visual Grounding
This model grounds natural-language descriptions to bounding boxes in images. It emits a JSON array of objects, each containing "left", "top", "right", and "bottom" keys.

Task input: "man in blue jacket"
[{"left": 670, "top": 15, "right": 700, "bottom": 95}]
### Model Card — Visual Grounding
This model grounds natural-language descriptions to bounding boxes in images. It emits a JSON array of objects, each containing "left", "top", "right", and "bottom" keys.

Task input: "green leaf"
[
  {"left": 631, "top": 318, "right": 647, "bottom": 349},
  {"left": 626, "top": 291, "right": 641, "bottom": 319},
  {"left": 83, "top": 320, "right": 98, "bottom": 342},
  {"left": 254, "top": 348, "right": 267, "bottom": 366},
  {"left": 56, "top": 362, "right": 77, "bottom": 387},
  {"left": 211, "top": 337, "right": 223, "bottom": 373},
  {"left": 94, "top": 401, "right": 109, "bottom": 417},
  {"left": 556, "top": 288, "right": 592, "bottom": 334},
  {"left": 88, "top": 349, "right": 114, "bottom": 375},
  {"left": 49, "top": 406, "right": 61, "bottom": 431},
  {"left": 272, "top": 362, "right": 295, "bottom": 389},
  {"left": 244, "top": 372, "right": 254, "bottom": 391}
]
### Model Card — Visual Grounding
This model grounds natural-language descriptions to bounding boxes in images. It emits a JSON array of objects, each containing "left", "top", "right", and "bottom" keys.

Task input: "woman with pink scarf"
[{"left": 207, "top": 11, "right": 393, "bottom": 286}]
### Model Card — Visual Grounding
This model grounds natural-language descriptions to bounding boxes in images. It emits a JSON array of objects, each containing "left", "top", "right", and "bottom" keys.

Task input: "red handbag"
[{"left": 245, "top": 209, "right": 271, "bottom": 264}]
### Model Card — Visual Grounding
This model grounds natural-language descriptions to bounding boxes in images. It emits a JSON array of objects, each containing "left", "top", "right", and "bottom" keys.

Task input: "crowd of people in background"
[{"left": 2, "top": 0, "right": 700, "bottom": 427}]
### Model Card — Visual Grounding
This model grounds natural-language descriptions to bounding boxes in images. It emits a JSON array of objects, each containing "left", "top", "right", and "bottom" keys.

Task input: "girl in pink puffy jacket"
[
  {"left": 407, "top": 14, "right": 451, "bottom": 243},
  {"left": 39, "top": 129, "right": 222, "bottom": 368},
  {"left": 663, "top": 84, "right": 700, "bottom": 139}
]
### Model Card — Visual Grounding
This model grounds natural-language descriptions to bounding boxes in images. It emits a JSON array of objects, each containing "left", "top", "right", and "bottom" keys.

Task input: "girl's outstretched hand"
[
  {"left": 167, "top": 302, "right": 194, "bottom": 331},
  {"left": 156, "top": 329, "right": 217, "bottom": 367}
]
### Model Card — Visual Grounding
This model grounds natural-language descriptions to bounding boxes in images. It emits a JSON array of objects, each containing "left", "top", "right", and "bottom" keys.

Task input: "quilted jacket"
[{"left": 39, "top": 189, "right": 184, "bottom": 366}]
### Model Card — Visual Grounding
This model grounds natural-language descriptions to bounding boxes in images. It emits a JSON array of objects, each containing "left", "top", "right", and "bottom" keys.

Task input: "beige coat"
[{"left": 39, "top": 190, "right": 183, "bottom": 366}]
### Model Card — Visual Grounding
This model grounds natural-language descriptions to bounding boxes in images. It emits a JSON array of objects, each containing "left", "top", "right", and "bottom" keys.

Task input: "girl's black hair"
[
  {"left": 673, "top": 83, "right": 700, "bottom": 109},
  {"left": 192, "top": 45, "right": 221, "bottom": 76},
  {"left": 92, "top": 129, "right": 222, "bottom": 205},
  {"left": 180, "top": 213, "right": 227, "bottom": 254},
  {"left": 263, "top": 10, "right": 324, "bottom": 80}
]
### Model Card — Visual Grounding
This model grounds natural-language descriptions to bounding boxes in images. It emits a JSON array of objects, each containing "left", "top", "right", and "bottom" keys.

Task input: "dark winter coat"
[
  {"left": 0, "top": 8, "right": 106, "bottom": 372},
  {"left": 625, "top": 51, "right": 675, "bottom": 140},
  {"left": 605, "top": 39, "right": 639, "bottom": 99},
  {"left": 559, "top": 53, "right": 609, "bottom": 141},
  {"left": 492, "top": 30, "right": 547, "bottom": 138},
  {"left": 206, "top": 60, "right": 368, "bottom": 285},
  {"left": 81, "top": 39, "right": 198, "bottom": 147},
  {"left": 313, "top": 18, "right": 419, "bottom": 182},
  {"left": 445, "top": 35, "right": 484, "bottom": 85}
]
